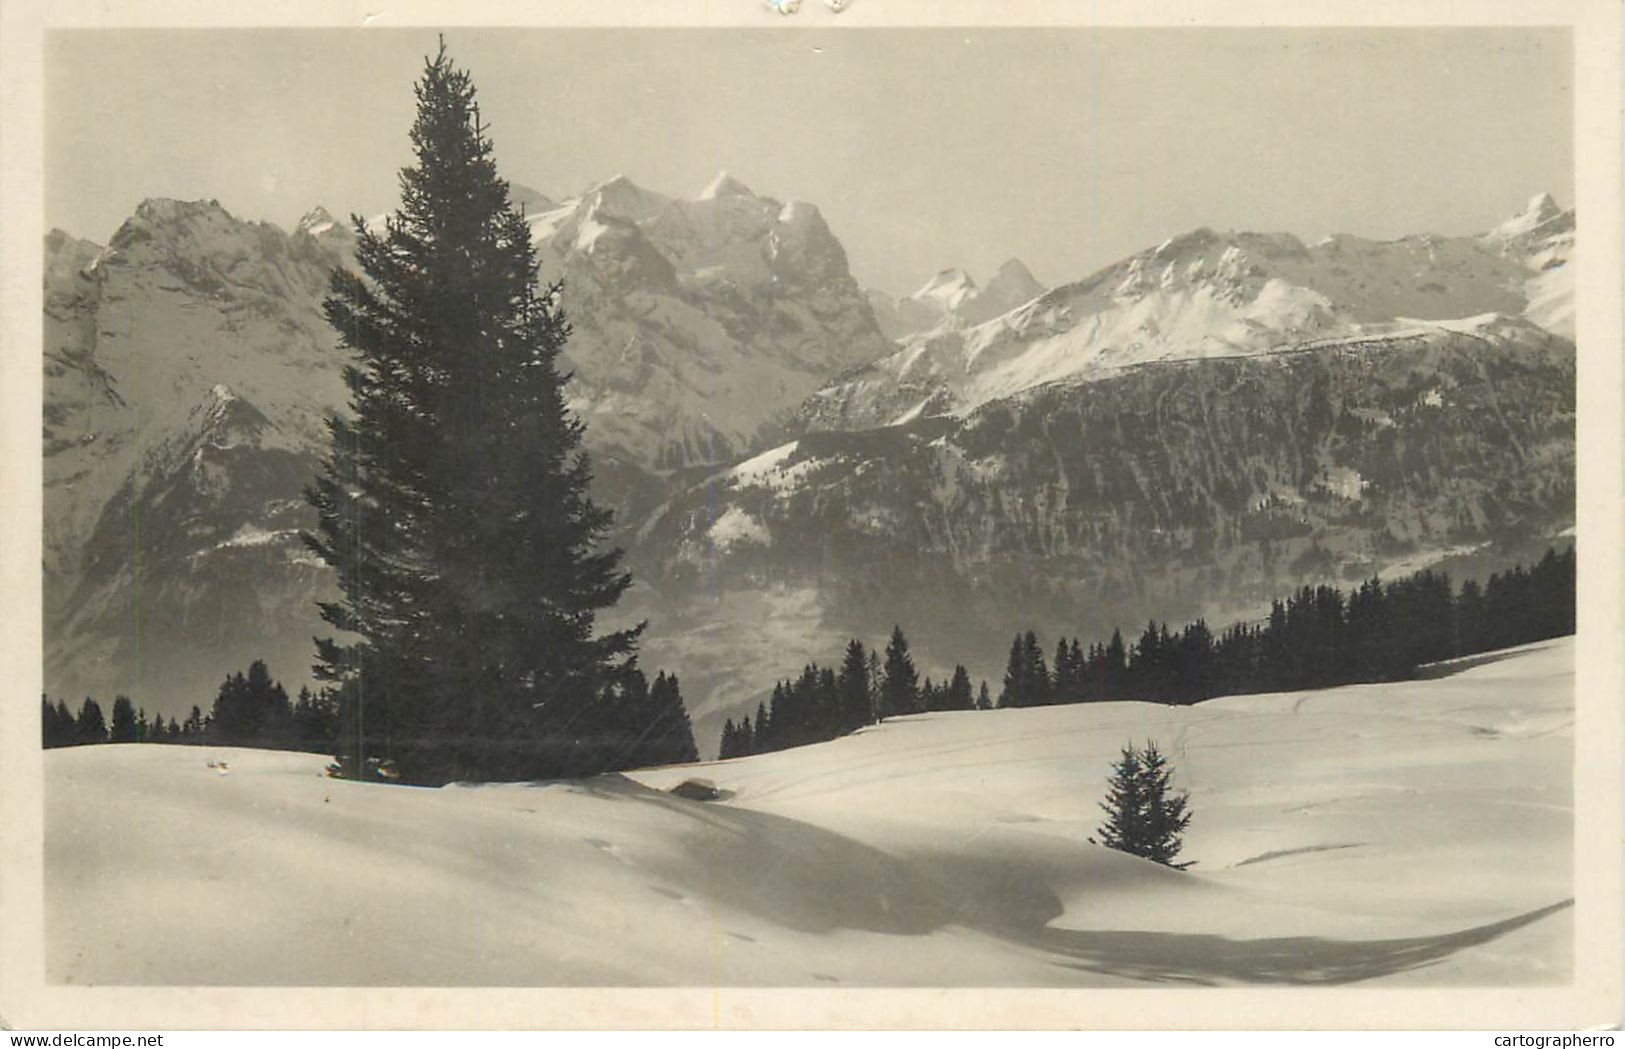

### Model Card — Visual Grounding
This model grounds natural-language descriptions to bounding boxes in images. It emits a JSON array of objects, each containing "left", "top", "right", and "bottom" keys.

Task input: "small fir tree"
[{"left": 1091, "top": 740, "right": 1193, "bottom": 870}]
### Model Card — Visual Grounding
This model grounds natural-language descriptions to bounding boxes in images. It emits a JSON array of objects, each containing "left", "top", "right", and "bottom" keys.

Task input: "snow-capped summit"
[
  {"left": 1481, "top": 194, "right": 1574, "bottom": 338},
  {"left": 585, "top": 174, "right": 671, "bottom": 223},
  {"left": 912, "top": 268, "right": 977, "bottom": 311},
  {"left": 868, "top": 260, "right": 1052, "bottom": 340},
  {"left": 698, "top": 171, "right": 753, "bottom": 201},
  {"left": 1491, "top": 192, "right": 1563, "bottom": 240},
  {"left": 296, "top": 206, "right": 337, "bottom": 237}
]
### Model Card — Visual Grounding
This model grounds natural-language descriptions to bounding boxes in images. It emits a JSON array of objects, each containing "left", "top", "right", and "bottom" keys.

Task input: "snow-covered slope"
[
  {"left": 805, "top": 197, "right": 1575, "bottom": 432},
  {"left": 46, "top": 637, "right": 1572, "bottom": 986}
]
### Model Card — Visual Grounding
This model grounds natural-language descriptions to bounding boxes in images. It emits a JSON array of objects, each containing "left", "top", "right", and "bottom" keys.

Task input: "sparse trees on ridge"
[{"left": 712, "top": 545, "right": 1575, "bottom": 761}]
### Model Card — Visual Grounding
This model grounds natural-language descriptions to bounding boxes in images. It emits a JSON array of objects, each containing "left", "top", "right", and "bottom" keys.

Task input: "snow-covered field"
[{"left": 45, "top": 638, "right": 1572, "bottom": 986}]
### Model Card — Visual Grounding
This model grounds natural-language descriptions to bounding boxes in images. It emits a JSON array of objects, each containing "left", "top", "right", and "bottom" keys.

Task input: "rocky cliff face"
[{"left": 43, "top": 202, "right": 351, "bottom": 706}]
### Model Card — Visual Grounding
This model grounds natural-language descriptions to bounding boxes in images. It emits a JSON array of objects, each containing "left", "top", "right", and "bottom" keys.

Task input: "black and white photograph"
[{"left": 2, "top": 0, "right": 1621, "bottom": 1032}]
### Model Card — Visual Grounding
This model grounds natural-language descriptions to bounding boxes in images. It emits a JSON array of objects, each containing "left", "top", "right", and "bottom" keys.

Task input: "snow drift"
[{"left": 46, "top": 638, "right": 1571, "bottom": 986}]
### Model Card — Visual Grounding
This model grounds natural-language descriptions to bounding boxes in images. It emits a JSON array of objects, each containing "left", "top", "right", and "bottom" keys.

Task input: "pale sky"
[{"left": 46, "top": 27, "right": 1572, "bottom": 296}]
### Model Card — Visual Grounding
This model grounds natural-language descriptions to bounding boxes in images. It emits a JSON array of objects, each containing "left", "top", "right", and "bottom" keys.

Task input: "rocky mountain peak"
[
  {"left": 296, "top": 206, "right": 338, "bottom": 237},
  {"left": 982, "top": 258, "right": 1045, "bottom": 311},
  {"left": 507, "top": 183, "right": 557, "bottom": 214},
  {"left": 587, "top": 175, "right": 670, "bottom": 224},
  {"left": 1490, "top": 192, "right": 1565, "bottom": 240},
  {"left": 698, "top": 171, "right": 753, "bottom": 201}
]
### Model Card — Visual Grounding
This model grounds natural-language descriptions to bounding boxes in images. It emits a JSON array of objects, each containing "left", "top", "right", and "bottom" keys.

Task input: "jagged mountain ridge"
[{"left": 802, "top": 196, "right": 1576, "bottom": 434}]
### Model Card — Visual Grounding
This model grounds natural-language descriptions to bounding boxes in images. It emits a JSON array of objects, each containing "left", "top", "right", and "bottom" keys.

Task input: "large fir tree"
[{"left": 305, "top": 42, "right": 641, "bottom": 785}]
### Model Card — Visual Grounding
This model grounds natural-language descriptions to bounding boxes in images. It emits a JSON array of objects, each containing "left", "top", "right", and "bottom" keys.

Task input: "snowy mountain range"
[
  {"left": 42, "top": 187, "right": 1576, "bottom": 747},
  {"left": 802, "top": 193, "right": 1574, "bottom": 434}
]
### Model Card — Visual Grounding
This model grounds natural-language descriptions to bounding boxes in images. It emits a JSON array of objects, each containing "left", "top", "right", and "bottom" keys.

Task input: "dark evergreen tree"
[
  {"left": 945, "top": 664, "right": 975, "bottom": 711},
  {"left": 42, "top": 697, "right": 78, "bottom": 749},
  {"left": 304, "top": 41, "right": 639, "bottom": 785},
  {"left": 1091, "top": 741, "right": 1193, "bottom": 869},
  {"left": 719, "top": 718, "right": 739, "bottom": 760},
  {"left": 183, "top": 705, "right": 205, "bottom": 742},
  {"left": 646, "top": 671, "right": 699, "bottom": 766},
  {"left": 1052, "top": 637, "right": 1082, "bottom": 703},
  {"left": 75, "top": 698, "right": 107, "bottom": 745},
  {"left": 1173, "top": 620, "right": 1215, "bottom": 704},
  {"left": 1102, "top": 629, "right": 1128, "bottom": 700},
  {"left": 998, "top": 634, "right": 1023, "bottom": 708},
  {"left": 837, "top": 639, "right": 873, "bottom": 732},
  {"left": 754, "top": 701, "right": 771, "bottom": 750},
  {"left": 1024, "top": 631, "right": 1051, "bottom": 706},
  {"left": 999, "top": 631, "right": 1052, "bottom": 708},
  {"left": 761, "top": 682, "right": 787, "bottom": 753},
  {"left": 976, "top": 681, "right": 992, "bottom": 711},
  {"left": 879, "top": 625, "right": 919, "bottom": 718},
  {"left": 110, "top": 696, "right": 138, "bottom": 744}
]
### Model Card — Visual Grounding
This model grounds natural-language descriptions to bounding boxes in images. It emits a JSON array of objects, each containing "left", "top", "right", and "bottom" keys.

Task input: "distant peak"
[
  {"left": 507, "top": 183, "right": 556, "bottom": 213},
  {"left": 698, "top": 171, "right": 753, "bottom": 201},
  {"left": 915, "top": 268, "right": 973, "bottom": 294},
  {"left": 209, "top": 382, "right": 237, "bottom": 403},
  {"left": 1490, "top": 192, "right": 1564, "bottom": 239},
  {"left": 132, "top": 197, "right": 232, "bottom": 225},
  {"left": 1523, "top": 191, "right": 1561, "bottom": 219},
  {"left": 296, "top": 207, "right": 336, "bottom": 235},
  {"left": 994, "top": 257, "right": 1036, "bottom": 281}
]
